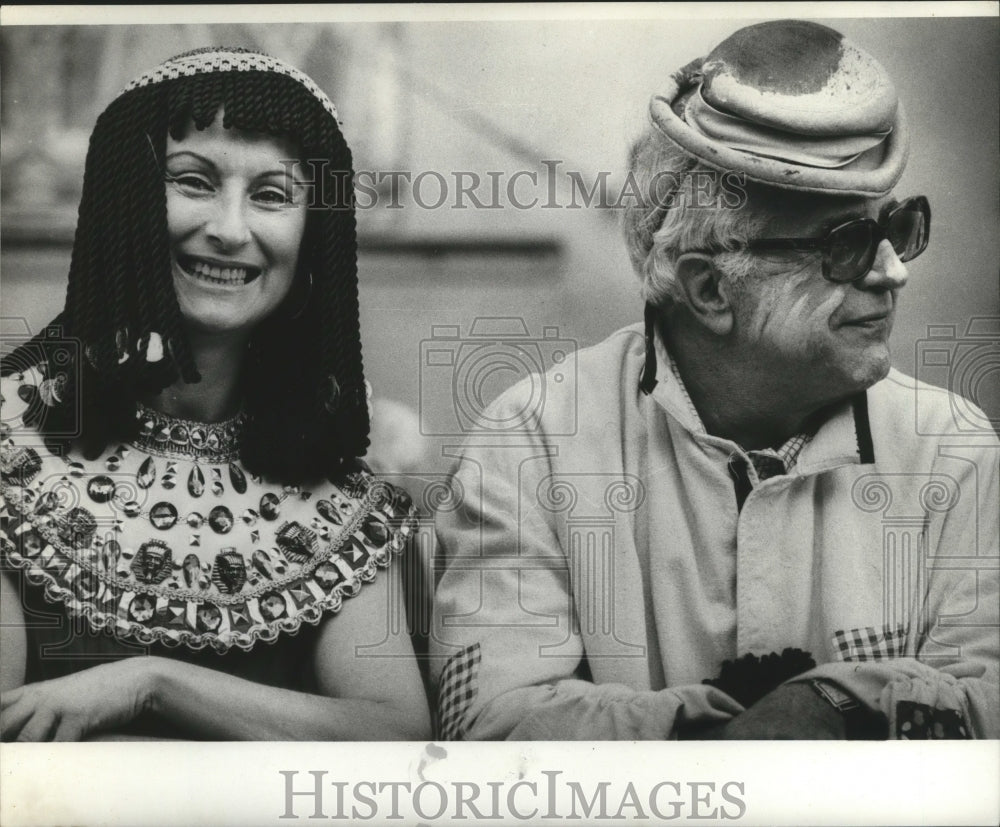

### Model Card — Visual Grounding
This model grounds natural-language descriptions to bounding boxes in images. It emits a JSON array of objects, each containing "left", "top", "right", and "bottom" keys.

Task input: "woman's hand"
[{"left": 0, "top": 657, "right": 154, "bottom": 742}]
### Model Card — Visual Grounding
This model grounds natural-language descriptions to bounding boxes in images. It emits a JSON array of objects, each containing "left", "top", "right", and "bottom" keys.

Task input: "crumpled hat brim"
[{"left": 649, "top": 58, "right": 910, "bottom": 197}]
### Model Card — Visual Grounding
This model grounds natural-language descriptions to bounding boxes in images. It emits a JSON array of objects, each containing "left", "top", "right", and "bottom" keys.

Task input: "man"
[{"left": 429, "top": 20, "right": 999, "bottom": 740}]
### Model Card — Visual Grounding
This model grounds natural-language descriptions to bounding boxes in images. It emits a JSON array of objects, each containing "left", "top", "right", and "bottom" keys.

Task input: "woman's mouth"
[{"left": 177, "top": 255, "right": 262, "bottom": 286}]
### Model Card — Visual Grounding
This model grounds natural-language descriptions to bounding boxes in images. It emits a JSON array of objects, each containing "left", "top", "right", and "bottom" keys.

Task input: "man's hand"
[
  {"left": 0, "top": 657, "right": 154, "bottom": 742},
  {"left": 700, "top": 682, "right": 847, "bottom": 740}
]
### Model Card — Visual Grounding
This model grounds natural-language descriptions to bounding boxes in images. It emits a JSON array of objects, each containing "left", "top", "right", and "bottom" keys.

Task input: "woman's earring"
[{"left": 140, "top": 332, "right": 164, "bottom": 362}]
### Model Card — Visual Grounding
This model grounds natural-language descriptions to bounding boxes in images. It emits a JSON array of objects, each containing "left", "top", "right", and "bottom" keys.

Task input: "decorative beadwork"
[
  {"left": 120, "top": 47, "right": 341, "bottom": 124},
  {"left": 132, "top": 403, "right": 244, "bottom": 462},
  {"left": 0, "top": 370, "right": 419, "bottom": 653}
]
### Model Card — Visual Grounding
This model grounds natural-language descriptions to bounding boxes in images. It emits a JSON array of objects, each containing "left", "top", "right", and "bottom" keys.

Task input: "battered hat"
[{"left": 649, "top": 20, "right": 908, "bottom": 196}]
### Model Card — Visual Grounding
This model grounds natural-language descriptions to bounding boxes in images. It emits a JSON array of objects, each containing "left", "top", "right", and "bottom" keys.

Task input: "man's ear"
[{"left": 674, "top": 253, "right": 734, "bottom": 335}]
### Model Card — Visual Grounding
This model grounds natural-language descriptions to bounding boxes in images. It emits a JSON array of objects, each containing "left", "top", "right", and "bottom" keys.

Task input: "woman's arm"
[
  {"left": 2, "top": 563, "right": 432, "bottom": 741},
  {"left": 149, "top": 562, "right": 432, "bottom": 740},
  {"left": 1, "top": 571, "right": 27, "bottom": 692}
]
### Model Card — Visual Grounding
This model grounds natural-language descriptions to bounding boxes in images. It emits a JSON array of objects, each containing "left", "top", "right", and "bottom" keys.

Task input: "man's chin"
[
  {"left": 812, "top": 349, "right": 892, "bottom": 406},
  {"left": 846, "top": 350, "right": 892, "bottom": 392}
]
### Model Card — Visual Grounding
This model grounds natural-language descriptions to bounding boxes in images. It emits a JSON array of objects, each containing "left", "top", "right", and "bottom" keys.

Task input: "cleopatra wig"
[{"left": 3, "top": 48, "right": 369, "bottom": 483}]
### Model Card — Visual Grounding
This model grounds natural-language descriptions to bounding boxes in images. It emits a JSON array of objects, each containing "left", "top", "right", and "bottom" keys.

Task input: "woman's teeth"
[{"left": 181, "top": 258, "right": 258, "bottom": 285}]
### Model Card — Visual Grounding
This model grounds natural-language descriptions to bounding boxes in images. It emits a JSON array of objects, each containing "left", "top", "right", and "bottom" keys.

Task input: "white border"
[
  {"left": 1, "top": 4, "right": 998, "bottom": 827},
  {"left": 0, "top": 2, "right": 998, "bottom": 26},
  {"left": 2, "top": 741, "right": 999, "bottom": 826}
]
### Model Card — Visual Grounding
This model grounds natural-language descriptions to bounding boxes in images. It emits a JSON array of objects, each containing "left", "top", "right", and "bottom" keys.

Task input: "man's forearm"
[{"left": 461, "top": 679, "right": 743, "bottom": 741}]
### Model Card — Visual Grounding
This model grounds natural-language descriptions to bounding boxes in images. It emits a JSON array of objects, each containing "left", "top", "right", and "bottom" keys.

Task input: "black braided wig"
[{"left": 2, "top": 60, "right": 369, "bottom": 485}]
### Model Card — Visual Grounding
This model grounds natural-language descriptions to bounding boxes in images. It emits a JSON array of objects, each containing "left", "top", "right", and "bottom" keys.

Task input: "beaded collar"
[
  {"left": 0, "top": 370, "right": 416, "bottom": 653},
  {"left": 132, "top": 403, "right": 245, "bottom": 463}
]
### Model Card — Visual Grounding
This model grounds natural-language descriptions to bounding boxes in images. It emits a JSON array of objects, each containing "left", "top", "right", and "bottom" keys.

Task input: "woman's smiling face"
[{"left": 164, "top": 114, "right": 308, "bottom": 336}]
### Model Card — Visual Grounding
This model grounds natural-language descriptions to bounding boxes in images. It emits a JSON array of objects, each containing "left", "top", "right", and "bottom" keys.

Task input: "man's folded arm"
[
  {"left": 430, "top": 440, "right": 742, "bottom": 741},
  {"left": 468, "top": 679, "right": 744, "bottom": 741}
]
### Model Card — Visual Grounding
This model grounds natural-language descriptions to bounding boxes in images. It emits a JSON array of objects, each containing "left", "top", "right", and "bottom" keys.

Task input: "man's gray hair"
[{"left": 621, "top": 124, "right": 765, "bottom": 308}]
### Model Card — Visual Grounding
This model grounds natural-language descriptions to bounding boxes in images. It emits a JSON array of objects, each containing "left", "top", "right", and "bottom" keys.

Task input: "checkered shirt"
[
  {"left": 833, "top": 625, "right": 908, "bottom": 661},
  {"left": 436, "top": 643, "right": 482, "bottom": 740}
]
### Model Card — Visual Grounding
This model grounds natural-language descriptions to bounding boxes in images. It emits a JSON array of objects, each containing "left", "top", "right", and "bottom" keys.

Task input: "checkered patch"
[
  {"left": 437, "top": 643, "right": 481, "bottom": 740},
  {"left": 833, "top": 625, "right": 908, "bottom": 661}
]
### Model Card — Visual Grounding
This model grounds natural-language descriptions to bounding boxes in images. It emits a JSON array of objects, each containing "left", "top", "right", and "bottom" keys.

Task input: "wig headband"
[{"left": 121, "top": 46, "right": 341, "bottom": 124}]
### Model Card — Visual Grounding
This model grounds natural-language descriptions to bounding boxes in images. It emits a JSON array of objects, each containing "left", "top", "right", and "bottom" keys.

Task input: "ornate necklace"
[
  {"left": 64, "top": 404, "right": 303, "bottom": 547},
  {"left": 2, "top": 378, "right": 414, "bottom": 651},
  {"left": 131, "top": 402, "right": 245, "bottom": 462}
]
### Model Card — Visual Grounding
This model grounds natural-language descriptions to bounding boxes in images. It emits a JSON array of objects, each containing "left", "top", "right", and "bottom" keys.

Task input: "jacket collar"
[{"left": 642, "top": 313, "right": 876, "bottom": 474}]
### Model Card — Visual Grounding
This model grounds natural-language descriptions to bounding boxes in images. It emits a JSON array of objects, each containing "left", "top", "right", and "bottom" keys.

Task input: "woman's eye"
[
  {"left": 253, "top": 188, "right": 295, "bottom": 205},
  {"left": 167, "top": 174, "right": 213, "bottom": 192}
]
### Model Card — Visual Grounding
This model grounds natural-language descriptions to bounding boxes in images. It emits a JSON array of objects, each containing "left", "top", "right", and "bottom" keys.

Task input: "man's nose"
[
  {"left": 206, "top": 191, "right": 251, "bottom": 249},
  {"left": 859, "top": 239, "right": 908, "bottom": 290}
]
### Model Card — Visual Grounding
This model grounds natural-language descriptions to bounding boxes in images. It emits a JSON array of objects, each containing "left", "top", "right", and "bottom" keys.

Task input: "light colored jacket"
[{"left": 430, "top": 323, "right": 1000, "bottom": 739}]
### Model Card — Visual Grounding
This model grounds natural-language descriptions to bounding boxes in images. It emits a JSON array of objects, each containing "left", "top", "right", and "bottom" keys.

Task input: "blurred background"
[{"left": 2, "top": 15, "right": 999, "bottom": 485}]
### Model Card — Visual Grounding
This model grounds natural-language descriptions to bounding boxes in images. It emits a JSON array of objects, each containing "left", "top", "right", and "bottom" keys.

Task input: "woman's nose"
[
  {"left": 859, "top": 239, "right": 909, "bottom": 291},
  {"left": 205, "top": 190, "right": 251, "bottom": 249}
]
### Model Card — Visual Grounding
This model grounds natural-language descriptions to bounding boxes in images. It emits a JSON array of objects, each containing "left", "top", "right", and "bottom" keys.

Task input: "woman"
[{"left": 0, "top": 47, "right": 431, "bottom": 741}]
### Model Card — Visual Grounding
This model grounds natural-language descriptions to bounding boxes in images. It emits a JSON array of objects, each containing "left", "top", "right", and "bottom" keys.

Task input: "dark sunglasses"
[{"left": 746, "top": 195, "right": 931, "bottom": 283}]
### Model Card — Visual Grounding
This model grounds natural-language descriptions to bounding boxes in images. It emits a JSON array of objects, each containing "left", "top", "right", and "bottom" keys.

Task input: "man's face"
[{"left": 728, "top": 191, "right": 910, "bottom": 405}]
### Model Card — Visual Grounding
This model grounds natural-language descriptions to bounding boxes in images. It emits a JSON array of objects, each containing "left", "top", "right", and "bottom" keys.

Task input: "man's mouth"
[
  {"left": 176, "top": 255, "right": 262, "bottom": 286},
  {"left": 841, "top": 300, "right": 894, "bottom": 326},
  {"left": 845, "top": 313, "right": 889, "bottom": 326}
]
